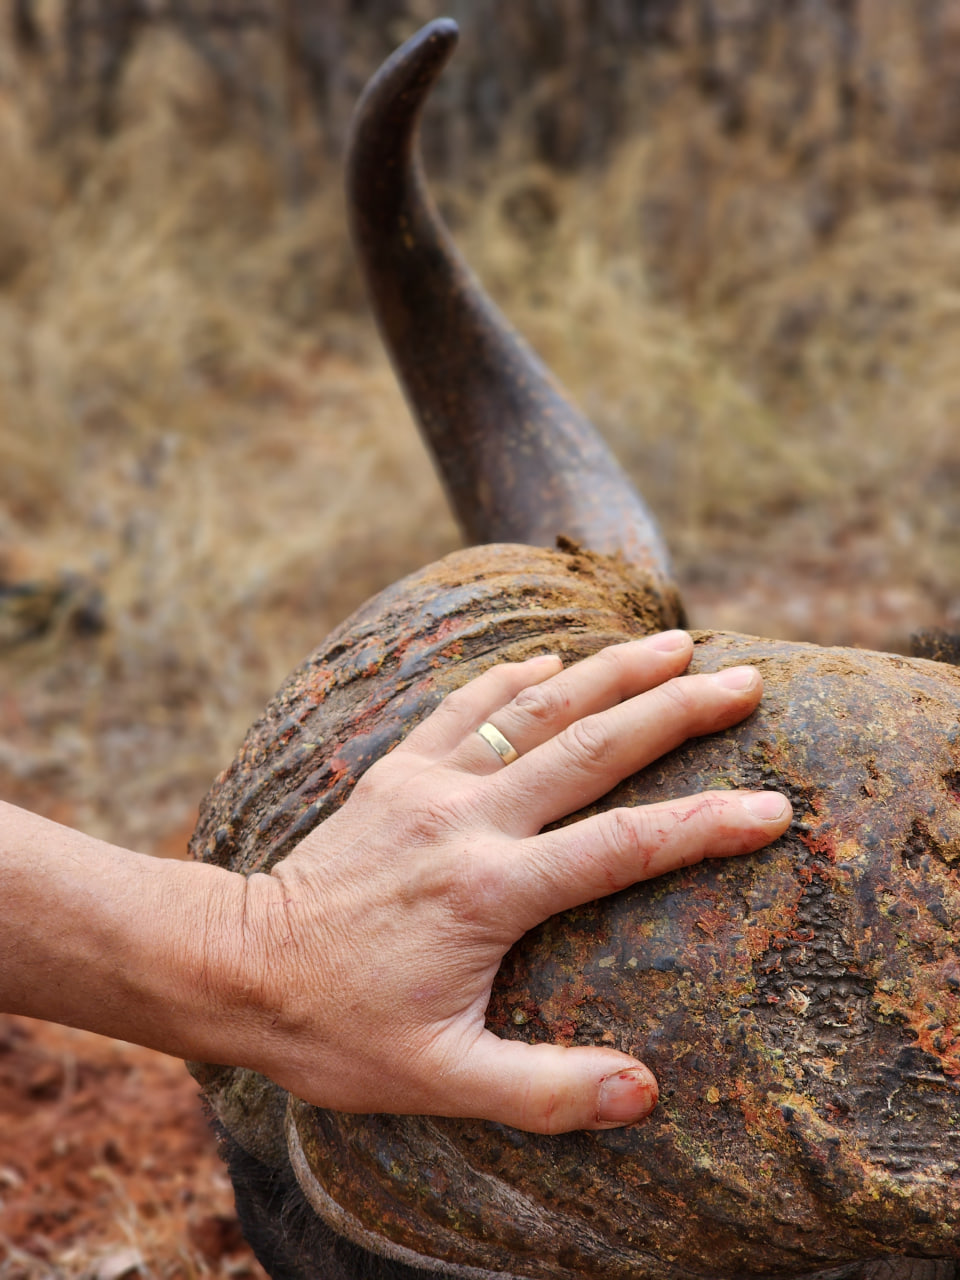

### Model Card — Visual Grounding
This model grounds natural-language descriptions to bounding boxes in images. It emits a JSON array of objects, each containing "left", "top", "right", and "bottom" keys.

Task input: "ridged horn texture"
[
  {"left": 346, "top": 19, "right": 675, "bottom": 587},
  {"left": 190, "top": 546, "right": 960, "bottom": 1280}
]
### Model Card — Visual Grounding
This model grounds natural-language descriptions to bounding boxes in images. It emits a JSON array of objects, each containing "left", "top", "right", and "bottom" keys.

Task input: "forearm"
[{"left": 0, "top": 800, "right": 252, "bottom": 1063}]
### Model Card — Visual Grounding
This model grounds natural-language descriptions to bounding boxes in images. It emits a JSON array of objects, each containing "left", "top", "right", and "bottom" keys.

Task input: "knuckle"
[
  {"left": 427, "top": 682, "right": 482, "bottom": 731},
  {"left": 349, "top": 740, "right": 423, "bottom": 801},
  {"left": 655, "top": 675, "right": 699, "bottom": 721},
  {"left": 399, "top": 787, "right": 476, "bottom": 845},
  {"left": 688, "top": 791, "right": 728, "bottom": 821},
  {"left": 593, "top": 643, "right": 632, "bottom": 683},
  {"left": 442, "top": 671, "right": 495, "bottom": 711},
  {"left": 684, "top": 792, "right": 740, "bottom": 843},
  {"left": 533, "top": 1106, "right": 570, "bottom": 1137},
  {"left": 348, "top": 755, "right": 393, "bottom": 803},
  {"left": 431, "top": 660, "right": 525, "bottom": 721},
  {"left": 602, "top": 804, "right": 683, "bottom": 877},
  {"left": 445, "top": 850, "right": 510, "bottom": 927},
  {"left": 563, "top": 714, "right": 614, "bottom": 769},
  {"left": 511, "top": 678, "right": 569, "bottom": 728},
  {"left": 605, "top": 806, "right": 650, "bottom": 866},
  {"left": 464, "top": 659, "right": 531, "bottom": 701}
]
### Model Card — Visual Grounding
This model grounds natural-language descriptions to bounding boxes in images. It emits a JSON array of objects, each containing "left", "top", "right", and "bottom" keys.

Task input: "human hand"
[{"left": 226, "top": 630, "right": 792, "bottom": 1134}]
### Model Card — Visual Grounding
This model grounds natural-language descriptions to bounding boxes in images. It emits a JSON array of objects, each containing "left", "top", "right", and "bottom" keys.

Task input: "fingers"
[
  {"left": 400, "top": 653, "right": 563, "bottom": 760},
  {"left": 490, "top": 664, "right": 767, "bottom": 835},
  {"left": 403, "top": 632, "right": 695, "bottom": 770},
  {"left": 506, "top": 788, "right": 792, "bottom": 930},
  {"left": 443, "top": 1032, "right": 658, "bottom": 1134},
  {"left": 458, "top": 632, "right": 694, "bottom": 774}
]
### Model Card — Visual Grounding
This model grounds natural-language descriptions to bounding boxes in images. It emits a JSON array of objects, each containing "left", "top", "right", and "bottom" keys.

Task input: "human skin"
[{"left": 0, "top": 631, "right": 790, "bottom": 1135}]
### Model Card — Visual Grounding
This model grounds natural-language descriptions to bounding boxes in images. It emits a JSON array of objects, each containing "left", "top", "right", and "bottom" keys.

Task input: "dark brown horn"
[{"left": 345, "top": 19, "right": 674, "bottom": 584}]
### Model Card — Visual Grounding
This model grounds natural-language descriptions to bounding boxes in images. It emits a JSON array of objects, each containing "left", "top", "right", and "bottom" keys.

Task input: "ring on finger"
[{"left": 476, "top": 721, "right": 520, "bottom": 766}]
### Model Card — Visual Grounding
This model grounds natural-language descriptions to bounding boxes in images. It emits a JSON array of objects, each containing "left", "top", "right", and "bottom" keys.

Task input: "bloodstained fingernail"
[{"left": 597, "top": 1067, "right": 657, "bottom": 1126}]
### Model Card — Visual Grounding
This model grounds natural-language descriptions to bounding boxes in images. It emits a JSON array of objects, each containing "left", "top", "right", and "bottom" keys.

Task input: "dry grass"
[
  {"left": 0, "top": 27, "right": 458, "bottom": 851},
  {"left": 467, "top": 147, "right": 960, "bottom": 636}
]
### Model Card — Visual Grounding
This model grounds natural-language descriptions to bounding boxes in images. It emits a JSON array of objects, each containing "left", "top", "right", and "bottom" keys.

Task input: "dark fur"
[{"left": 212, "top": 1117, "right": 436, "bottom": 1280}]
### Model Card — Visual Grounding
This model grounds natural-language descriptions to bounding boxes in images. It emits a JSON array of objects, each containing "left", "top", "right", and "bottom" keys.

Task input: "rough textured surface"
[
  {"left": 190, "top": 544, "right": 960, "bottom": 1280},
  {"left": 188, "top": 543, "right": 679, "bottom": 884}
]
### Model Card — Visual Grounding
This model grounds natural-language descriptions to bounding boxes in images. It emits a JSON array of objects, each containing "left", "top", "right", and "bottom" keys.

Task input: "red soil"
[{"left": 0, "top": 1014, "right": 267, "bottom": 1279}]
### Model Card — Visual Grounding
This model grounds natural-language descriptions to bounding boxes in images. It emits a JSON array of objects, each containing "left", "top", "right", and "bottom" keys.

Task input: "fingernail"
[
  {"left": 597, "top": 1067, "right": 657, "bottom": 1126},
  {"left": 741, "top": 791, "right": 790, "bottom": 821},
  {"left": 645, "top": 630, "right": 689, "bottom": 653},
  {"left": 713, "top": 665, "right": 757, "bottom": 691}
]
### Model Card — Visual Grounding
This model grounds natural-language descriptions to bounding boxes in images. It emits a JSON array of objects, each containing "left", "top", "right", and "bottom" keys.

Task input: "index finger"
[{"left": 487, "top": 665, "right": 765, "bottom": 835}]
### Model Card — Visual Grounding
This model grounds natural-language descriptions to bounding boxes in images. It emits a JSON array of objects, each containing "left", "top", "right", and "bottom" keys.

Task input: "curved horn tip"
[
  {"left": 346, "top": 18, "right": 460, "bottom": 227},
  {"left": 374, "top": 17, "right": 459, "bottom": 91},
  {"left": 410, "top": 17, "right": 460, "bottom": 54},
  {"left": 421, "top": 16, "right": 459, "bottom": 43}
]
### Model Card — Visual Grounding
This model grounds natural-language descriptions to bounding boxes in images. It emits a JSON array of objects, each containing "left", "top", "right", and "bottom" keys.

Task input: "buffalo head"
[{"left": 189, "top": 20, "right": 960, "bottom": 1280}]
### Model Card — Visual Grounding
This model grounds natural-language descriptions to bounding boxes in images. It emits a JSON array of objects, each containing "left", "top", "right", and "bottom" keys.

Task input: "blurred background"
[{"left": 1, "top": 2, "right": 959, "bottom": 1274}]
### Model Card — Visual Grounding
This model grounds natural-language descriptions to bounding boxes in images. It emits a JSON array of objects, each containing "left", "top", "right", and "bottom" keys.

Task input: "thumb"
[{"left": 446, "top": 1032, "right": 658, "bottom": 1134}]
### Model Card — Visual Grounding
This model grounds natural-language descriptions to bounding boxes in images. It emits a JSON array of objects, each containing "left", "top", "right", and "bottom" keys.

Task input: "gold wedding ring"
[{"left": 476, "top": 721, "right": 520, "bottom": 765}]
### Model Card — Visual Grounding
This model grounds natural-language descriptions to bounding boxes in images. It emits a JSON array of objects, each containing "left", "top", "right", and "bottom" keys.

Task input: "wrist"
[
  {"left": 144, "top": 855, "right": 254, "bottom": 1064},
  {"left": 202, "top": 864, "right": 320, "bottom": 1085},
  {"left": 0, "top": 801, "right": 253, "bottom": 1063},
  {"left": 186, "top": 866, "right": 286, "bottom": 1071}
]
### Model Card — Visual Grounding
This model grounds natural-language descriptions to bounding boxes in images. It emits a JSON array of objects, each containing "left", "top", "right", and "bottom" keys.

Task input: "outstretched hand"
[
  {"left": 230, "top": 630, "right": 792, "bottom": 1132},
  {"left": 1, "top": 631, "right": 790, "bottom": 1133}
]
